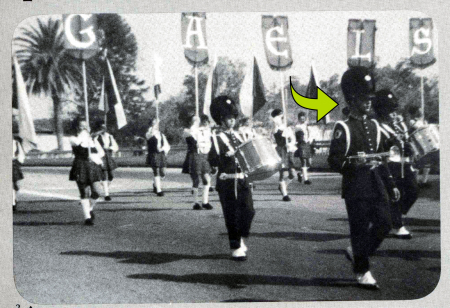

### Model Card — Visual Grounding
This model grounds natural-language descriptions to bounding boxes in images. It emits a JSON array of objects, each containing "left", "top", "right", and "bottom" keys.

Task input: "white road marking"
[{"left": 20, "top": 189, "right": 79, "bottom": 201}]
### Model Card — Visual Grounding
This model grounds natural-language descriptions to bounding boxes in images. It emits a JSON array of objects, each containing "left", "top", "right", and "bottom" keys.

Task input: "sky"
[{"left": 13, "top": 11, "right": 438, "bottom": 119}]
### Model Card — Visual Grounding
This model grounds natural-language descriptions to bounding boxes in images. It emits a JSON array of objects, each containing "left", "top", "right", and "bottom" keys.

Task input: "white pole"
[
  {"left": 280, "top": 71, "right": 287, "bottom": 127},
  {"left": 82, "top": 60, "right": 91, "bottom": 156},
  {"left": 195, "top": 64, "right": 199, "bottom": 117},
  {"left": 420, "top": 74, "right": 425, "bottom": 122}
]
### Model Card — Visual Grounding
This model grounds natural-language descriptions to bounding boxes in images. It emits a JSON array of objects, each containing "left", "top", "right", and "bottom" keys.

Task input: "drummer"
[
  {"left": 407, "top": 105, "right": 431, "bottom": 188},
  {"left": 271, "top": 109, "right": 297, "bottom": 202},
  {"left": 208, "top": 95, "right": 255, "bottom": 261},
  {"left": 373, "top": 90, "right": 418, "bottom": 239}
]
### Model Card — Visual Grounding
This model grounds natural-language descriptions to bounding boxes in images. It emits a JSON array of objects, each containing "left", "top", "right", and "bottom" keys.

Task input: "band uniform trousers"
[
  {"left": 216, "top": 178, "right": 255, "bottom": 249},
  {"left": 388, "top": 162, "right": 419, "bottom": 229}
]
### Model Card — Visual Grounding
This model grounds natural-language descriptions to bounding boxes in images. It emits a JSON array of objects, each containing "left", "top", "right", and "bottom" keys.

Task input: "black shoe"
[
  {"left": 193, "top": 203, "right": 202, "bottom": 210},
  {"left": 209, "top": 187, "right": 214, "bottom": 192},
  {"left": 304, "top": 180, "right": 312, "bottom": 185},
  {"left": 84, "top": 218, "right": 94, "bottom": 226},
  {"left": 297, "top": 173, "right": 303, "bottom": 183},
  {"left": 153, "top": 184, "right": 157, "bottom": 194},
  {"left": 105, "top": 196, "right": 112, "bottom": 201},
  {"left": 90, "top": 211, "right": 95, "bottom": 220},
  {"left": 13, "top": 205, "right": 17, "bottom": 212},
  {"left": 157, "top": 192, "right": 165, "bottom": 197},
  {"left": 202, "top": 203, "right": 213, "bottom": 210},
  {"left": 282, "top": 195, "right": 291, "bottom": 202}
]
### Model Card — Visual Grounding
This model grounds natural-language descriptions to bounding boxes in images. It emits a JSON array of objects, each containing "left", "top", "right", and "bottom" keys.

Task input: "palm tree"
[{"left": 14, "top": 18, "right": 83, "bottom": 150}]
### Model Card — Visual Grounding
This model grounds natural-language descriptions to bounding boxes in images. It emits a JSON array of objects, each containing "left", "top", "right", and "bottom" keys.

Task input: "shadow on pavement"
[
  {"left": 410, "top": 229, "right": 440, "bottom": 234},
  {"left": 14, "top": 221, "right": 81, "bottom": 226},
  {"left": 318, "top": 249, "right": 440, "bottom": 261},
  {"left": 60, "top": 250, "right": 229, "bottom": 265},
  {"left": 126, "top": 273, "right": 357, "bottom": 289},
  {"left": 251, "top": 231, "right": 348, "bottom": 242},
  {"left": 327, "top": 217, "right": 441, "bottom": 228},
  {"left": 14, "top": 210, "right": 64, "bottom": 215}
]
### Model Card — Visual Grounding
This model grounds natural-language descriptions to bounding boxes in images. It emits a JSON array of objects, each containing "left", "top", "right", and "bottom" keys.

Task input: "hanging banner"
[
  {"left": 347, "top": 19, "right": 376, "bottom": 68},
  {"left": 63, "top": 14, "right": 99, "bottom": 59},
  {"left": 261, "top": 15, "right": 293, "bottom": 70},
  {"left": 181, "top": 12, "right": 209, "bottom": 65},
  {"left": 409, "top": 18, "right": 436, "bottom": 68}
]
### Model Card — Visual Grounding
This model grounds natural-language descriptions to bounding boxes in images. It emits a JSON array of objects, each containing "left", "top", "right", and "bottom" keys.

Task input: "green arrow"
[{"left": 290, "top": 77, "right": 339, "bottom": 122}]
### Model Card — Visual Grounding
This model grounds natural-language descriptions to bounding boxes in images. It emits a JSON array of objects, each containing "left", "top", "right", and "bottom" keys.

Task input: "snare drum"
[
  {"left": 410, "top": 125, "right": 439, "bottom": 166},
  {"left": 236, "top": 137, "right": 282, "bottom": 181}
]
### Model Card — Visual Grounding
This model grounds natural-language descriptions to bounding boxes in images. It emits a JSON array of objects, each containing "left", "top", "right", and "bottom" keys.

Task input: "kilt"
[
  {"left": 190, "top": 153, "right": 211, "bottom": 175},
  {"left": 276, "top": 146, "right": 295, "bottom": 170},
  {"left": 146, "top": 152, "right": 167, "bottom": 169},
  {"left": 182, "top": 151, "right": 192, "bottom": 174},
  {"left": 13, "top": 160, "right": 24, "bottom": 189},
  {"left": 69, "top": 158, "right": 103, "bottom": 185},
  {"left": 101, "top": 150, "right": 118, "bottom": 181},
  {"left": 294, "top": 143, "right": 312, "bottom": 159}
]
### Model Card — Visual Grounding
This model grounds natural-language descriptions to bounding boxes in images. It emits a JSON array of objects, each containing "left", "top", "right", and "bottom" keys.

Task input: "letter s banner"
[
  {"left": 63, "top": 14, "right": 99, "bottom": 59},
  {"left": 261, "top": 15, "right": 293, "bottom": 71},
  {"left": 409, "top": 18, "right": 436, "bottom": 68}
]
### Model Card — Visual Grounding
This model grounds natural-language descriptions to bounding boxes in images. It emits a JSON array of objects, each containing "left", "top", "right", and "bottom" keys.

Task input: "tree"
[{"left": 14, "top": 18, "right": 82, "bottom": 150}]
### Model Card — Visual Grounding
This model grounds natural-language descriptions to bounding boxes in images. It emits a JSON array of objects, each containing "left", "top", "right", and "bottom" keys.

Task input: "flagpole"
[
  {"left": 194, "top": 64, "right": 199, "bottom": 117},
  {"left": 82, "top": 60, "right": 91, "bottom": 156},
  {"left": 420, "top": 75, "right": 425, "bottom": 122},
  {"left": 280, "top": 71, "right": 287, "bottom": 127}
]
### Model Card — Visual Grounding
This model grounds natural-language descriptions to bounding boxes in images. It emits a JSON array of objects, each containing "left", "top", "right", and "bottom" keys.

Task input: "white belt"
[{"left": 219, "top": 173, "right": 245, "bottom": 180}]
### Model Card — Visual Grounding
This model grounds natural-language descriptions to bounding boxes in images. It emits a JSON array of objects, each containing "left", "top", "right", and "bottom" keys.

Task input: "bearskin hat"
[
  {"left": 341, "top": 66, "right": 375, "bottom": 104},
  {"left": 210, "top": 95, "right": 239, "bottom": 124},
  {"left": 372, "top": 89, "right": 399, "bottom": 118}
]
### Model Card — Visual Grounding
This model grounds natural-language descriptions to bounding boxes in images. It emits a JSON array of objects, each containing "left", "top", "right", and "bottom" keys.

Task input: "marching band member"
[
  {"left": 13, "top": 136, "right": 25, "bottom": 212},
  {"left": 69, "top": 117, "right": 105, "bottom": 225},
  {"left": 295, "top": 111, "right": 312, "bottom": 185},
  {"left": 146, "top": 118, "right": 170, "bottom": 197},
  {"left": 328, "top": 67, "right": 400, "bottom": 289},
  {"left": 238, "top": 117, "right": 256, "bottom": 141},
  {"left": 182, "top": 114, "right": 214, "bottom": 210},
  {"left": 271, "top": 109, "right": 296, "bottom": 201},
  {"left": 373, "top": 90, "right": 418, "bottom": 239},
  {"left": 92, "top": 120, "right": 119, "bottom": 201},
  {"left": 407, "top": 105, "right": 431, "bottom": 187},
  {"left": 209, "top": 96, "right": 255, "bottom": 261}
]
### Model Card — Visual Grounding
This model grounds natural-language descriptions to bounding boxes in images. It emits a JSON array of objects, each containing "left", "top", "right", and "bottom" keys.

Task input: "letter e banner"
[{"left": 261, "top": 15, "right": 293, "bottom": 71}]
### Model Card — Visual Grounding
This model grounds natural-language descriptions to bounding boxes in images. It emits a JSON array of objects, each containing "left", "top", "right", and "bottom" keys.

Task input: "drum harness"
[{"left": 212, "top": 129, "right": 245, "bottom": 198}]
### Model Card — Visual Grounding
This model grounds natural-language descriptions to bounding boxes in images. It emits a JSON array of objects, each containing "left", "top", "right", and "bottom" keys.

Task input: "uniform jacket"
[
  {"left": 208, "top": 129, "right": 244, "bottom": 175},
  {"left": 328, "top": 114, "right": 396, "bottom": 200}
]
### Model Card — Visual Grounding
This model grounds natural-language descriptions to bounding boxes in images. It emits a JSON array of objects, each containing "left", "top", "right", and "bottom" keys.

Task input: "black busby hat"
[
  {"left": 372, "top": 89, "right": 399, "bottom": 118},
  {"left": 210, "top": 95, "right": 239, "bottom": 124},
  {"left": 341, "top": 66, "right": 375, "bottom": 104}
]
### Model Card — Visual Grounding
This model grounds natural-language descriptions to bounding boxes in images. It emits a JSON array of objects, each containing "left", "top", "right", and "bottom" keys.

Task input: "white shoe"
[
  {"left": 240, "top": 238, "right": 248, "bottom": 253},
  {"left": 356, "top": 271, "right": 379, "bottom": 289},
  {"left": 390, "top": 227, "right": 412, "bottom": 239},
  {"left": 231, "top": 247, "right": 247, "bottom": 261}
]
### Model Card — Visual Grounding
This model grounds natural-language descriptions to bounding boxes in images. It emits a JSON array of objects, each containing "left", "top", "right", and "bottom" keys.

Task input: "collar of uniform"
[{"left": 349, "top": 113, "right": 368, "bottom": 121}]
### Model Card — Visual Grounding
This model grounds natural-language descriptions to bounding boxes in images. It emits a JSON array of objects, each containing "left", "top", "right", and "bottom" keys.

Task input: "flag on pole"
[
  {"left": 203, "top": 54, "right": 218, "bottom": 120},
  {"left": 239, "top": 57, "right": 266, "bottom": 119},
  {"left": 13, "top": 56, "right": 38, "bottom": 153},
  {"left": 153, "top": 53, "right": 163, "bottom": 100},
  {"left": 305, "top": 61, "right": 329, "bottom": 123},
  {"left": 98, "top": 76, "right": 108, "bottom": 112},
  {"left": 104, "top": 58, "right": 127, "bottom": 129}
]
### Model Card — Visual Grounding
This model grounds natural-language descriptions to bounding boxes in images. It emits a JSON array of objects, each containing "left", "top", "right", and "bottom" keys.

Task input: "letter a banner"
[
  {"left": 347, "top": 19, "right": 376, "bottom": 68},
  {"left": 409, "top": 18, "right": 436, "bottom": 68},
  {"left": 181, "top": 12, "right": 209, "bottom": 65},
  {"left": 261, "top": 15, "right": 293, "bottom": 71},
  {"left": 63, "top": 14, "right": 99, "bottom": 59}
]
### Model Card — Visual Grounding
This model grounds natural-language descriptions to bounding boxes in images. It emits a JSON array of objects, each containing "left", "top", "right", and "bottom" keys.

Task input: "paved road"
[{"left": 9, "top": 167, "right": 442, "bottom": 305}]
